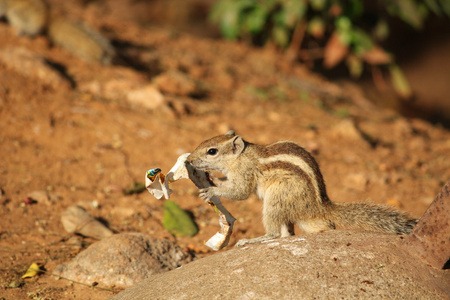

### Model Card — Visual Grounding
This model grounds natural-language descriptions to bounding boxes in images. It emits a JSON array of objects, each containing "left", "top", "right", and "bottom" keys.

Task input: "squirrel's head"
[{"left": 187, "top": 130, "right": 246, "bottom": 173}]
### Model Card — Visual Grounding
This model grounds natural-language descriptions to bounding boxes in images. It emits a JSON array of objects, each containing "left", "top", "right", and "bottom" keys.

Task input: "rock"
[
  {"left": 126, "top": 84, "right": 165, "bottom": 109},
  {"left": 343, "top": 172, "right": 369, "bottom": 192},
  {"left": 27, "top": 190, "right": 59, "bottom": 206},
  {"left": 60, "top": 205, "right": 113, "bottom": 240},
  {"left": 111, "top": 231, "right": 449, "bottom": 299},
  {"left": 153, "top": 70, "right": 205, "bottom": 97},
  {"left": 403, "top": 180, "right": 450, "bottom": 269},
  {"left": 53, "top": 233, "right": 194, "bottom": 288},
  {"left": 27, "top": 190, "right": 49, "bottom": 203},
  {"left": 331, "top": 119, "right": 364, "bottom": 142},
  {"left": 0, "top": 47, "right": 71, "bottom": 90},
  {"left": 80, "top": 76, "right": 165, "bottom": 109}
]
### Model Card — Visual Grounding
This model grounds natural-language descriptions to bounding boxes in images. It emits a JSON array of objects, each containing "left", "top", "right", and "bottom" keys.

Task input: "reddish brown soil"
[{"left": 1, "top": 1, "right": 449, "bottom": 299}]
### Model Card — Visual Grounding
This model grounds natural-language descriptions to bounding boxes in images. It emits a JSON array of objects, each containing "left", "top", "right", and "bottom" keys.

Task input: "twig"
[
  {"left": 29, "top": 267, "right": 117, "bottom": 293},
  {"left": 371, "top": 65, "right": 387, "bottom": 91},
  {"left": 286, "top": 21, "right": 306, "bottom": 61}
]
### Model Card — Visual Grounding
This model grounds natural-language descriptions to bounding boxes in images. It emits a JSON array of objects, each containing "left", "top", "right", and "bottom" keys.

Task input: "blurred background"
[{"left": 94, "top": 0, "right": 450, "bottom": 125}]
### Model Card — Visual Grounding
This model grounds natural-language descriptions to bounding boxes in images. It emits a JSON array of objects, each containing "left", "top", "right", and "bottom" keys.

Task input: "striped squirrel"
[
  {"left": 187, "top": 131, "right": 418, "bottom": 247},
  {"left": 0, "top": 0, "right": 114, "bottom": 64}
]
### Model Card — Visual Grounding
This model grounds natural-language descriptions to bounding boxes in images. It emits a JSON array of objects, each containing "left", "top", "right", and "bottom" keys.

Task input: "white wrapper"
[{"left": 145, "top": 153, "right": 236, "bottom": 251}]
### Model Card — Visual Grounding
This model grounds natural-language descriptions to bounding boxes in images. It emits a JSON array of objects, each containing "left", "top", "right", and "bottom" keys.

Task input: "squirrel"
[
  {"left": 0, "top": 0, "right": 115, "bottom": 64},
  {"left": 187, "top": 131, "right": 418, "bottom": 247}
]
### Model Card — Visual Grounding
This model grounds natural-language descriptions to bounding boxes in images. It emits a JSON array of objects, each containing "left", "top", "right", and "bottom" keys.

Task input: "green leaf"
[
  {"left": 424, "top": 0, "right": 442, "bottom": 15},
  {"left": 243, "top": 5, "right": 269, "bottom": 33},
  {"left": 346, "top": 0, "right": 364, "bottom": 17},
  {"left": 271, "top": 8, "right": 286, "bottom": 27},
  {"left": 393, "top": 0, "right": 424, "bottom": 29},
  {"left": 310, "top": 0, "right": 327, "bottom": 11},
  {"left": 163, "top": 201, "right": 198, "bottom": 237},
  {"left": 440, "top": 0, "right": 450, "bottom": 16},
  {"left": 220, "top": 5, "right": 242, "bottom": 39},
  {"left": 335, "top": 16, "right": 352, "bottom": 44},
  {"left": 373, "top": 18, "right": 390, "bottom": 41},
  {"left": 210, "top": 0, "right": 257, "bottom": 39},
  {"left": 336, "top": 16, "right": 352, "bottom": 32},
  {"left": 346, "top": 54, "right": 363, "bottom": 78},
  {"left": 272, "top": 25, "right": 290, "bottom": 47},
  {"left": 389, "top": 64, "right": 412, "bottom": 98},
  {"left": 350, "top": 28, "right": 374, "bottom": 55},
  {"left": 283, "top": 0, "right": 308, "bottom": 28},
  {"left": 307, "top": 16, "right": 325, "bottom": 38}
]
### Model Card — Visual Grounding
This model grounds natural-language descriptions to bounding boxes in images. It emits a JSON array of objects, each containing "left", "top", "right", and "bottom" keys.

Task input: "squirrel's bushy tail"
[{"left": 328, "top": 202, "right": 418, "bottom": 234}]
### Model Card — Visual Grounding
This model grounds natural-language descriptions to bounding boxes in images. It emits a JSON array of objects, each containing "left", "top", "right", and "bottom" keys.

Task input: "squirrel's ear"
[
  {"left": 232, "top": 136, "right": 245, "bottom": 154},
  {"left": 225, "top": 130, "right": 235, "bottom": 136}
]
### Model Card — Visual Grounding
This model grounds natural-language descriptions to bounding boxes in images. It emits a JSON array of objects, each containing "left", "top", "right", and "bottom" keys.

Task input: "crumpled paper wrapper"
[{"left": 145, "top": 153, "right": 236, "bottom": 251}]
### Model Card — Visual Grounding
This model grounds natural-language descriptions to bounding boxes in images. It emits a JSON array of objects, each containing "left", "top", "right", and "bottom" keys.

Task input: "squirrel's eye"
[{"left": 207, "top": 148, "right": 218, "bottom": 155}]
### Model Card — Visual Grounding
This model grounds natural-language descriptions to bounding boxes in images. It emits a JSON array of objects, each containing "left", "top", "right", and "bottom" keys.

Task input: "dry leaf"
[
  {"left": 323, "top": 32, "right": 349, "bottom": 69},
  {"left": 362, "top": 46, "right": 392, "bottom": 65},
  {"left": 22, "top": 263, "right": 41, "bottom": 278}
]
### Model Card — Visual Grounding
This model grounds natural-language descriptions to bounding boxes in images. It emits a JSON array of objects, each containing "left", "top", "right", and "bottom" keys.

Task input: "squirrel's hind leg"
[
  {"left": 297, "top": 219, "right": 335, "bottom": 233},
  {"left": 235, "top": 213, "right": 294, "bottom": 247},
  {"left": 234, "top": 222, "right": 293, "bottom": 247}
]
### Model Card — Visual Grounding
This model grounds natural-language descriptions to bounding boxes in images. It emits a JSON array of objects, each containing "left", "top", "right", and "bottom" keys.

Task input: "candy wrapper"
[{"left": 145, "top": 153, "right": 236, "bottom": 251}]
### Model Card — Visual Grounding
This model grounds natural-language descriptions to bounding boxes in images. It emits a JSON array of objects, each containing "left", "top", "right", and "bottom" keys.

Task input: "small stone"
[
  {"left": 343, "top": 173, "right": 369, "bottom": 192},
  {"left": 9, "top": 280, "right": 22, "bottom": 288},
  {"left": 27, "top": 190, "right": 48, "bottom": 204},
  {"left": 60, "top": 205, "right": 113, "bottom": 240},
  {"left": 331, "top": 119, "right": 363, "bottom": 141},
  {"left": 154, "top": 70, "right": 204, "bottom": 97},
  {"left": 126, "top": 84, "right": 165, "bottom": 109}
]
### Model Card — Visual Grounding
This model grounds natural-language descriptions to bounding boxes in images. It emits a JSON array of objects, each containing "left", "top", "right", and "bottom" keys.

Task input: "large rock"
[
  {"left": 111, "top": 230, "right": 449, "bottom": 299},
  {"left": 53, "top": 233, "right": 193, "bottom": 288}
]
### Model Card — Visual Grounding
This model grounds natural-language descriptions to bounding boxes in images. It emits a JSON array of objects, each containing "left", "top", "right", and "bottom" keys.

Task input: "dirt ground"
[{"left": 1, "top": 1, "right": 449, "bottom": 299}]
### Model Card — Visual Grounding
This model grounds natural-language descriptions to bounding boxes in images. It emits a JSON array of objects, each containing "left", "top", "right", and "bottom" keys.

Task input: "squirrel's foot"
[{"left": 235, "top": 239, "right": 250, "bottom": 248}]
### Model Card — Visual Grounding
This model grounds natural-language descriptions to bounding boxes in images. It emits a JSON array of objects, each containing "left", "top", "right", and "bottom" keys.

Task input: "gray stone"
[
  {"left": 53, "top": 232, "right": 193, "bottom": 288},
  {"left": 111, "top": 230, "right": 449, "bottom": 299}
]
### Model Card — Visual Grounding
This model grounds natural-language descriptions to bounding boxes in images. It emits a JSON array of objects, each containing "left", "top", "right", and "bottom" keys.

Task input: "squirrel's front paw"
[{"left": 199, "top": 187, "right": 216, "bottom": 201}]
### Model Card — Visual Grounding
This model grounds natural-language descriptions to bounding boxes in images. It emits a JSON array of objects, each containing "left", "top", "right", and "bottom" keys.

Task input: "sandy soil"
[{"left": 0, "top": 1, "right": 449, "bottom": 299}]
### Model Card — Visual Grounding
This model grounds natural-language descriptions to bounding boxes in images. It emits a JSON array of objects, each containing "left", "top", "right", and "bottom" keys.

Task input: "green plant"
[{"left": 210, "top": 0, "right": 450, "bottom": 98}]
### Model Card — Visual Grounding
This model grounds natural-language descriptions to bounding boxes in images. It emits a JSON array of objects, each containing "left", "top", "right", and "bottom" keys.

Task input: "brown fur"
[{"left": 187, "top": 131, "right": 418, "bottom": 247}]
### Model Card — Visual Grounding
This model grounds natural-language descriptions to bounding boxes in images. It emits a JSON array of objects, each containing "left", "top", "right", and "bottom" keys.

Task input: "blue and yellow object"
[{"left": 146, "top": 168, "right": 161, "bottom": 181}]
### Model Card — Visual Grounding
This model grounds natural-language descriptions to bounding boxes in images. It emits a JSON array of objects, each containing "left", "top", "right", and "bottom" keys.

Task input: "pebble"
[{"left": 60, "top": 205, "right": 113, "bottom": 240}]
